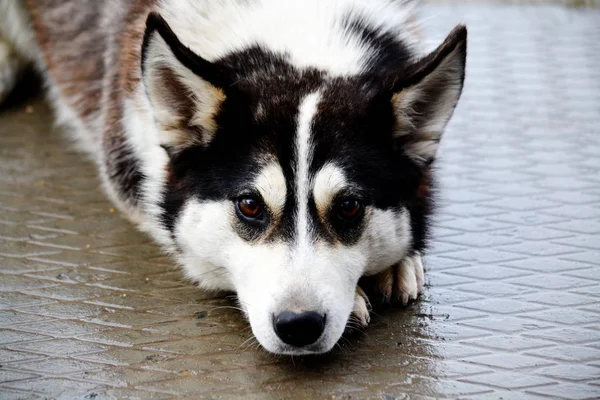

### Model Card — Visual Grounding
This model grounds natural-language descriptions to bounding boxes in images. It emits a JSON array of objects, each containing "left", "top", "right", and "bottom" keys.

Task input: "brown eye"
[
  {"left": 336, "top": 199, "right": 363, "bottom": 220},
  {"left": 237, "top": 197, "right": 263, "bottom": 219}
]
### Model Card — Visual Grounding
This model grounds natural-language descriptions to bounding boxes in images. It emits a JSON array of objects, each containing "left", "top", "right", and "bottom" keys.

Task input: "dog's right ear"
[{"left": 141, "top": 13, "right": 232, "bottom": 157}]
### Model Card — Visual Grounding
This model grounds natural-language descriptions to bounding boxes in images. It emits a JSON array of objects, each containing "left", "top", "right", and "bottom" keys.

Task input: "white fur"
[
  {"left": 2, "top": 0, "right": 435, "bottom": 355},
  {"left": 363, "top": 208, "right": 412, "bottom": 275},
  {"left": 0, "top": 0, "right": 38, "bottom": 61},
  {"left": 157, "top": 0, "right": 419, "bottom": 76},
  {"left": 295, "top": 92, "right": 320, "bottom": 251},
  {"left": 169, "top": 91, "right": 414, "bottom": 354},
  {"left": 396, "top": 252, "right": 424, "bottom": 305},
  {"left": 0, "top": 0, "right": 36, "bottom": 102},
  {"left": 0, "top": 40, "right": 21, "bottom": 102}
]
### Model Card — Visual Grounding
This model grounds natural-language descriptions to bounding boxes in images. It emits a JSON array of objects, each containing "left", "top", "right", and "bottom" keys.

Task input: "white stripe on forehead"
[{"left": 295, "top": 92, "right": 321, "bottom": 245}]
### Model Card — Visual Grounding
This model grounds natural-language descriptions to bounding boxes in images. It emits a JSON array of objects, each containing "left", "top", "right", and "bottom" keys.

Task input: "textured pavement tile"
[
  {"left": 0, "top": 330, "right": 49, "bottom": 345},
  {"left": 0, "top": 2, "right": 599, "bottom": 399},
  {"left": 142, "top": 319, "right": 238, "bottom": 337},
  {"left": 462, "top": 353, "right": 556, "bottom": 370},
  {"left": 535, "top": 364, "right": 600, "bottom": 382},
  {"left": 458, "top": 371, "right": 556, "bottom": 390},
  {"left": 2, "top": 377, "right": 99, "bottom": 395},
  {"left": 0, "top": 389, "right": 44, "bottom": 400},
  {"left": 25, "top": 267, "right": 122, "bottom": 284},
  {"left": 91, "top": 277, "right": 183, "bottom": 293},
  {"left": 71, "top": 368, "right": 174, "bottom": 387},
  {"left": 74, "top": 348, "right": 176, "bottom": 367},
  {"left": 142, "top": 339, "right": 240, "bottom": 356},
  {"left": 0, "top": 349, "right": 41, "bottom": 364},
  {"left": 0, "top": 370, "right": 39, "bottom": 384},
  {"left": 11, "top": 320, "right": 107, "bottom": 338},
  {"left": 502, "top": 257, "right": 594, "bottom": 273},
  {"left": 76, "top": 328, "right": 173, "bottom": 348},
  {"left": 262, "top": 380, "right": 367, "bottom": 398},
  {"left": 6, "top": 338, "right": 108, "bottom": 356},
  {"left": 457, "top": 298, "right": 547, "bottom": 315},
  {"left": 0, "top": 292, "right": 55, "bottom": 309},
  {"left": 526, "top": 383, "right": 600, "bottom": 400},
  {"left": 16, "top": 302, "right": 106, "bottom": 319},
  {"left": 388, "top": 376, "right": 494, "bottom": 398},
  {"left": 83, "top": 310, "right": 180, "bottom": 329},
  {"left": 136, "top": 376, "right": 236, "bottom": 396},
  {"left": 516, "top": 291, "right": 599, "bottom": 307},
  {"left": 13, "top": 358, "right": 103, "bottom": 375},
  {"left": 0, "top": 276, "right": 57, "bottom": 292},
  {"left": 459, "top": 335, "right": 555, "bottom": 352},
  {"left": 85, "top": 294, "right": 180, "bottom": 311},
  {"left": 0, "top": 257, "right": 62, "bottom": 275},
  {"left": 90, "top": 389, "right": 172, "bottom": 400},
  {"left": 522, "top": 328, "right": 600, "bottom": 345},
  {"left": 0, "top": 311, "right": 50, "bottom": 326},
  {"left": 22, "top": 285, "right": 118, "bottom": 301},
  {"left": 523, "top": 309, "right": 599, "bottom": 325},
  {"left": 451, "top": 281, "right": 534, "bottom": 297},
  {"left": 524, "top": 346, "right": 600, "bottom": 363},
  {"left": 444, "top": 265, "right": 532, "bottom": 281},
  {"left": 88, "top": 262, "right": 169, "bottom": 276}
]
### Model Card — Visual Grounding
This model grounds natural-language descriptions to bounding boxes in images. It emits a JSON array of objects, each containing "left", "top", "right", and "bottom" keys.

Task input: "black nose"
[{"left": 273, "top": 311, "right": 326, "bottom": 347}]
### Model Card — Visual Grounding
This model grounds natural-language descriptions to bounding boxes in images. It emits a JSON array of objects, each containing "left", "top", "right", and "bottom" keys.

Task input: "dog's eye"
[
  {"left": 237, "top": 196, "right": 263, "bottom": 219},
  {"left": 335, "top": 198, "right": 363, "bottom": 221}
]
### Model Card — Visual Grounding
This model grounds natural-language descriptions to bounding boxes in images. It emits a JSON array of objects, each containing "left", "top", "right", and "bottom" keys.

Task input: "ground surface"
[{"left": 1, "top": 3, "right": 600, "bottom": 400}]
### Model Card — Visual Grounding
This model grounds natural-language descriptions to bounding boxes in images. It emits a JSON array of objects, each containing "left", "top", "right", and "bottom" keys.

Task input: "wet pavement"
[{"left": 1, "top": 2, "right": 600, "bottom": 400}]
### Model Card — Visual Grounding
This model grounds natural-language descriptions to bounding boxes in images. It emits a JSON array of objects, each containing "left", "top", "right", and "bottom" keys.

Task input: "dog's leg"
[
  {"left": 374, "top": 252, "right": 425, "bottom": 306},
  {"left": 351, "top": 286, "right": 371, "bottom": 327},
  {"left": 0, "top": 40, "right": 24, "bottom": 104}
]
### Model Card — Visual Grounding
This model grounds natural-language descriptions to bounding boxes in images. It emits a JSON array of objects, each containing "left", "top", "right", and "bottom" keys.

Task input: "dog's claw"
[
  {"left": 352, "top": 286, "right": 371, "bottom": 327},
  {"left": 377, "top": 252, "right": 425, "bottom": 305}
]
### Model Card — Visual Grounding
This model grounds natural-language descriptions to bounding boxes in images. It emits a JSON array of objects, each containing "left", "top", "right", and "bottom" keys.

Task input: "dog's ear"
[
  {"left": 141, "top": 13, "right": 232, "bottom": 157},
  {"left": 388, "top": 25, "right": 467, "bottom": 165}
]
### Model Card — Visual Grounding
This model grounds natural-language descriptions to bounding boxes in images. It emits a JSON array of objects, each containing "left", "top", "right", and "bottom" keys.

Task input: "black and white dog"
[{"left": 0, "top": 0, "right": 466, "bottom": 355}]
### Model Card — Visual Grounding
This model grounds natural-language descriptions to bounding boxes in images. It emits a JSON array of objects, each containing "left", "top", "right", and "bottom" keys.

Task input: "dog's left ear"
[
  {"left": 389, "top": 25, "right": 467, "bottom": 165},
  {"left": 141, "top": 13, "right": 233, "bottom": 157}
]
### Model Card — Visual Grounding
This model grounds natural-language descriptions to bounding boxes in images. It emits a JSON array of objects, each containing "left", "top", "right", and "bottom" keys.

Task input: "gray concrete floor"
[{"left": 1, "top": 3, "right": 600, "bottom": 400}]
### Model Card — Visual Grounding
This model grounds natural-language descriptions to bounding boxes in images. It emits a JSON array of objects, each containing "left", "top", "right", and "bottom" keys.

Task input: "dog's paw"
[
  {"left": 374, "top": 252, "right": 425, "bottom": 306},
  {"left": 351, "top": 286, "right": 371, "bottom": 327}
]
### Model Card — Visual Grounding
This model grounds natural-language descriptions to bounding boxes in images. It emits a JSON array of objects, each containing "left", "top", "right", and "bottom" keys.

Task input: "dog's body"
[{"left": 0, "top": 0, "right": 466, "bottom": 354}]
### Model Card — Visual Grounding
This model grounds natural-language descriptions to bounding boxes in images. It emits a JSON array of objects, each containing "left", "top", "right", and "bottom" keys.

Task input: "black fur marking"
[
  {"left": 152, "top": 19, "right": 465, "bottom": 256},
  {"left": 158, "top": 46, "right": 325, "bottom": 241},
  {"left": 342, "top": 14, "right": 412, "bottom": 75},
  {"left": 310, "top": 76, "right": 426, "bottom": 246},
  {"left": 142, "top": 13, "right": 233, "bottom": 89}
]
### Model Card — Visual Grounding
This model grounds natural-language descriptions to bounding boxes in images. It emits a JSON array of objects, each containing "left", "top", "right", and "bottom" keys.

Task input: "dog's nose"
[{"left": 273, "top": 311, "right": 326, "bottom": 347}]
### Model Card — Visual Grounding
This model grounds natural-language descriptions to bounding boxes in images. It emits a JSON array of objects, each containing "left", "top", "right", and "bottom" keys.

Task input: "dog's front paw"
[
  {"left": 351, "top": 286, "right": 371, "bottom": 327},
  {"left": 374, "top": 252, "right": 425, "bottom": 306}
]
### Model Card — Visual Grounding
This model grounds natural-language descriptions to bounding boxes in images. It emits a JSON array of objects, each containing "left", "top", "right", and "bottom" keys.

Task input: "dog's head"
[{"left": 141, "top": 13, "right": 466, "bottom": 354}]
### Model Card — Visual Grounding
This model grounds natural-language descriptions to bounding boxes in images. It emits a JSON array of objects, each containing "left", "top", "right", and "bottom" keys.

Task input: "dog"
[{"left": 0, "top": 0, "right": 466, "bottom": 355}]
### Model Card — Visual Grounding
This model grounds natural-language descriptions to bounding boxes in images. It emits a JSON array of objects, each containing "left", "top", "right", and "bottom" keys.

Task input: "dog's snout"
[{"left": 273, "top": 311, "right": 325, "bottom": 347}]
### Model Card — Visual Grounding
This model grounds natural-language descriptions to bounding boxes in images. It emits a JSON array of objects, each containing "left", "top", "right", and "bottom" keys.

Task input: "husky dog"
[{"left": 0, "top": 0, "right": 466, "bottom": 355}]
